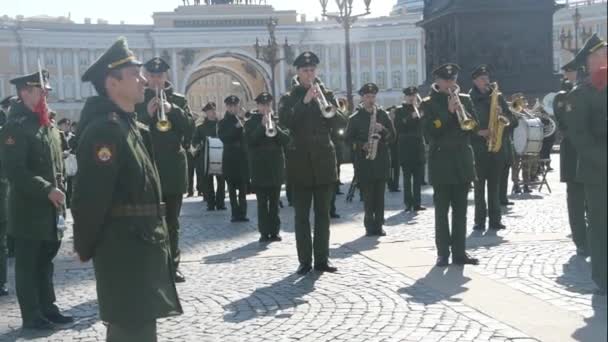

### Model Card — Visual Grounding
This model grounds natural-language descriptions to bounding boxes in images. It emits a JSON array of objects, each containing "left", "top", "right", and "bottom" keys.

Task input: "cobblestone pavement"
[{"left": 0, "top": 155, "right": 606, "bottom": 341}]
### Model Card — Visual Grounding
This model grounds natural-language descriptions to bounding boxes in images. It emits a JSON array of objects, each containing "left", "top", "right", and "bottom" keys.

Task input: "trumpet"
[
  {"left": 294, "top": 77, "right": 336, "bottom": 118},
  {"left": 155, "top": 87, "right": 172, "bottom": 132},
  {"left": 448, "top": 85, "right": 477, "bottom": 131},
  {"left": 265, "top": 110, "right": 277, "bottom": 138}
]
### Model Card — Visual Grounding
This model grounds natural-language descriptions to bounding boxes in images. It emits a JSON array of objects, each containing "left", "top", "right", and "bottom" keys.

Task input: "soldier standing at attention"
[
  {"left": 0, "top": 70, "right": 73, "bottom": 329},
  {"left": 345, "top": 83, "right": 395, "bottom": 237},
  {"left": 565, "top": 34, "right": 607, "bottom": 295},
  {"left": 71, "top": 38, "right": 183, "bottom": 341},
  {"left": 421, "top": 63, "right": 480, "bottom": 267},
  {"left": 218, "top": 95, "right": 249, "bottom": 222},
  {"left": 279, "top": 51, "right": 347, "bottom": 275},
  {"left": 136, "top": 56, "right": 194, "bottom": 283},
  {"left": 469, "top": 65, "right": 515, "bottom": 232},
  {"left": 246, "top": 92, "right": 290, "bottom": 242},
  {"left": 194, "top": 102, "right": 226, "bottom": 211},
  {"left": 394, "top": 86, "right": 427, "bottom": 212}
]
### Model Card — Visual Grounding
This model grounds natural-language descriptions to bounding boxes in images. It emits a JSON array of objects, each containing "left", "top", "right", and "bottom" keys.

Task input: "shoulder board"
[{"left": 135, "top": 121, "right": 150, "bottom": 132}]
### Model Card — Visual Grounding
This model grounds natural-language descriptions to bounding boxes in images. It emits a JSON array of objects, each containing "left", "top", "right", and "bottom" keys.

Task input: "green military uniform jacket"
[
  {"left": 278, "top": 79, "right": 347, "bottom": 186},
  {"left": 345, "top": 105, "right": 395, "bottom": 182},
  {"left": 554, "top": 90, "right": 578, "bottom": 183},
  {"left": 468, "top": 86, "right": 517, "bottom": 165},
  {"left": 0, "top": 101, "right": 64, "bottom": 241},
  {"left": 136, "top": 85, "right": 194, "bottom": 195},
  {"left": 565, "top": 78, "right": 607, "bottom": 185},
  {"left": 218, "top": 113, "right": 249, "bottom": 183},
  {"left": 422, "top": 87, "right": 478, "bottom": 185},
  {"left": 394, "top": 103, "right": 426, "bottom": 165},
  {"left": 71, "top": 96, "right": 182, "bottom": 324},
  {"left": 245, "top": 111, "right": 290, "bottom": 187}
]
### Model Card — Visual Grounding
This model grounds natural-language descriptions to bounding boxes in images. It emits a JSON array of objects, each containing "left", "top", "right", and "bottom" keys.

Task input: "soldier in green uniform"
[
  {"left": 345, "top": 83, "right": 395, "bottom": 236},
  {"left": 136, "top": 56, "right": 194, "bottom": 283},
  {"left": 279, "top": 51, "right": 347, "bottom": 275},
  {"left": 565, "top": 34, "right": 607, "bottom": 294},
  {"left": 72, "top": 38, "right": 182, "bottom": 341},
  {"left": 0, "top": 95, "right": 13, "bottom": 297},
  {"left": 218, "top": 95, "right": 249, "bottom": 222},
  {"left": 469, "top": 65, "right": 516, "bottom": 231},
  {"left": 421, "top": 63, "right": 480, "bottom": 267},
  {"left": 395, "top": 86, "right": 427, "bottom": 212},
  {"left": 246, "top": 92, "right": 290, "bottom": 242},
  {"left": 193, "top": 102, "right": 226, "bottom": 211},
  {"left": 0, "top": 70, "right": 73, "bottom": 329}
]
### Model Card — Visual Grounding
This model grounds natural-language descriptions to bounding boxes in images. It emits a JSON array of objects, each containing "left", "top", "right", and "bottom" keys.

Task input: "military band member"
[
  {"left": 387, "top": 106, "right": 401, "bottom": 193},
  {"left": 279, "top": 51, "right": 347, "bottom": 275},
  {"left": 554, "top": 61, "right": 588, "bottom": 257},
  {"left": 345, "top": 83, "right": 395, "bottom": 236},
  {"left": 0, "top": 70, "right": 73, "bottom": 329},
  {"left": 194, "top": 102, "right": 226, "bottom": 211},
  {"left": 136, "top": 56, "right": 194, "bottom": 283},
  {"left": 565, "top": 34, "right": 607, "bottom": 294},
  {"left": 0, "top": 95, "right": 13, "bottom": 297},
  {"left": 218, "top": 95, "right": 249, "bottom": 222},
  {"left": 469, "top": 65, "right": 515, "bottom": 231},
  {"left": 246, "top": 92, "right": 289, "bottom": 242},
  {"left": 395, "top": 86, "right": 427, "bottom": 212},
  {"left": 422, "top": 63, "right": 479, "bottom": 267},
  {"left": 72, "top": 38, "right": 182, "bottom": 341}
]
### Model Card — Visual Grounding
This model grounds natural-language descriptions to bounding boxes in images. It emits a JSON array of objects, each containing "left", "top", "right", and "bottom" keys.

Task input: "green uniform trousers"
[
  {"left": 566, "top": 182, "right": 588, "bottom": 252},
  {"left": 228, "top": 181, "right": 248, "bottom": 220},
  {"left": 474, "top": 157, "right": 503, "bottom": 227},
  {"left": 585, "top": 184, "right": 607, "bottom": 292},
  {"left": 107, "top": 320, "right": 157, "bottom": 342},
  {"left": 433, "top": 183, "right": 470, "bottom": 258},
  {"left": 499, "top": 162, "right": 511, "bottom": 203},
  {"left": 402, "top": 164, "right": 424, "bottom": 208},
  {"left": 294, "top": 184, "right": 333, "bottom": 266},
  {"left": 164, "top": 194, "right": 183, "bottom": 271},
  {"left": 255, "top": 186, "right": 281, "bottom": 237},
  {"left": 204, "top": 175, "right": 225, "bottom": 210},
  {"left": 0, "top": 180, "right": 7, "bottom": 286},
  {"left": 14, "top": 238, "right": 61, "bottom": 324},
  {"left": 360, "top": 180, "right": 386, "bottom": 234}
]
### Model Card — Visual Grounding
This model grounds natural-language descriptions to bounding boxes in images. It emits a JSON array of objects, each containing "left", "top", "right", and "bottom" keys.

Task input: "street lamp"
[
  {"left": 559, "top": 7, "right": 592, "bottom": 55},
  {"left": 320, "top": 0, "right": 372, "bottom": 113},
  {"left": 254, "top": 18, "right": 294, "bottom": 110}
]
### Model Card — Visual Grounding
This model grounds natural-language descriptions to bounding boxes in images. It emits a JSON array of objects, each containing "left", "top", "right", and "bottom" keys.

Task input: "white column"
[
  {"left": 21, "top": 48, "right": 28, "bottom": 74},
  {"left": 355, "top": 43, "right": 361, "bottom": 89},
  {"left": 371, "top": 41, "right": 377, "bottom": 83},
  {"left": 171, "top": 49, "right": 179, "bottom": 91},
  {"left": 38, "top": 48, "right": 46, "bottom": 67},
  {"left": 73, "top": 49, "right": 81, "bottom": 100},
  {"left": 401, "top": 39, "right": 407, "bottom": 87},
  {"left": 56, "top": 50, "right": 65, "bottom": 100},
  {"left": 0, "top": 77, "right": 5, "bottom": 98},
  {"left": 340, "top": 44, "right": 346, "bottom": 91},
  {"left": 385, "top": 40, "right": 391, "bottom": 89},
  {"left": 416, "top": 36, "right": 424, "bottom": 85},
  {"left": 324, "top": 45, "right": 330, "bottom": 81},
  {"left": 279, "top": 49, "right": 286, "bottom": 94}
]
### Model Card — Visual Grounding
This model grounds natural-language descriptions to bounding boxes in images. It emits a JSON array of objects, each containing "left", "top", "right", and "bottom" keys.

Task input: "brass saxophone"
[
  {"left": 449, "top": 85, "right": 477, "bottom": 131},
  {"left": 487, "top": 82, "right": 510, "bottom": 153},
  {"left": 366, "top": 105, "right": 381, "bottom": 161}
]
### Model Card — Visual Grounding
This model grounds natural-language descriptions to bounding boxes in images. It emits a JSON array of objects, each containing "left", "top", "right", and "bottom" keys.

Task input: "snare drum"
[
  {"left": 204, "top": 137, "right": 224, "bottom": 175},
  {"left": 513, "top": 117, "right": 544, "bottom": 155}
]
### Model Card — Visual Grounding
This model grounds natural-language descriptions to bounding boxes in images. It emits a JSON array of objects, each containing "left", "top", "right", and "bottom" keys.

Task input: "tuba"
[
  {"left": 294, "top": 77, "right": 336, "bottom": 118},
  {"left": 155, "top": 87, "right": 172, "bottom": 132},
  {"left": 365, "top": 105, "right": 381, "bottom": 161},
  {"left": 487, "top": 82, "right": 511, "bottom": 153},
  {"left": 448, "top": 85, "right": 477, "bottom": 131}
]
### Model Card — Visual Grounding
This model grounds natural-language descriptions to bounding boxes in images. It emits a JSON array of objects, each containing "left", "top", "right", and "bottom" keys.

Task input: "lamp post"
[
  {"left": 254, "top": 18, "right": 294, "bottom": 110},
  {"left": 320, "top": 0, "right": 372, "bottom": 113},
  {"left": 559, "top": 7, "right": 592, "bottom": 55}
]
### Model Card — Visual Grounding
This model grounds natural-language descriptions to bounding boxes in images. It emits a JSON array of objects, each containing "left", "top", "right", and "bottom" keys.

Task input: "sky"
[{"left": 2, "top": 0, "right": 395, "bottom": 25}]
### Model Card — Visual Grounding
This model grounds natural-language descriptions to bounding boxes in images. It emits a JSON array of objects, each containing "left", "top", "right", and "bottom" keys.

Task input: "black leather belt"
[{"left": 111, "top": 203, "right": 166, "bottom": 217}]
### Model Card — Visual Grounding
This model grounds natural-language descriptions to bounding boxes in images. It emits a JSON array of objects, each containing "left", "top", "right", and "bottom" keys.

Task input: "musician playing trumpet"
[
  {"left": 245, "top": 92, "right": 290, "bottom": 243},
  {"left": 422, "top": 63, "right": 479, "bottom": 267},
  {"left": 136, "top": 57, "right": 194, "bottom": 283},
  {"left": 395, "top": 86, "right": 427, "bottom": 212},
  {"left": 469, "top": 65, "right": 517, "bottom": 232},
  {"left": 345, "top": 83, "right": 395, "bottom": 237}
]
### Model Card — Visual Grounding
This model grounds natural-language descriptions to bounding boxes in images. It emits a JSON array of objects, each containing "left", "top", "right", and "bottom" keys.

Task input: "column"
[
  {"left": 56, "top": 50, "right": 65, "bottom": 100},
  {"left": 401, "top": 39, "right": 407, "bottom": 88},
  {"left": 89, "top": 50, "right": 97, "bottom": 95},
  {"left": 340, "top": 44, "right": 346, "bottom": 91},
  {"left": 171, "top": 49, "right": 179, "bottom": 92},
  {"left": 0, "top": 77, "right": 5, "bottom": 98},
  {"left": 385, "top": 40, "right": 391, "bottom": 89},
  {"left": 38, "top": 48, "right": 46, "bottom": 67},
  {"left": 21, "top": 47, "right": 28, "bottom": 74},
  {"left": 73, "top": 49, "right": 81, "bottom": 100},
  {"left": 355, "top": 43, "right": 361, "bottom": 89},
  {"left": 371, "top": 41, "right": 377, "bottom": 83},
  {"left": 324, "top": 45, "right": 330, "bottom": 81},
  {"left": 279, "top": 48, "right": 286, "bottom": 94},
  {"left": 416, "top": 35, "right": 424, "bottom": 85}
]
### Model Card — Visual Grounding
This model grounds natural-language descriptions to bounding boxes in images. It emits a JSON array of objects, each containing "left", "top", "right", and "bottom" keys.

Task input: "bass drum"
[
  {"left": 513, "top": 117, "right": 544, "bottom": 155},
  {"left": 204, "top": 137, "right": 224, "bottom": 175}
]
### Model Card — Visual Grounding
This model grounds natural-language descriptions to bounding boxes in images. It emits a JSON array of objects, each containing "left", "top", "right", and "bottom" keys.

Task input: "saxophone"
[
  {"left": 365, "top": 105, "right": 381, "bottom": 161},
  {"left": 487, "top": 82, "right": 510, "bottom": 153}
]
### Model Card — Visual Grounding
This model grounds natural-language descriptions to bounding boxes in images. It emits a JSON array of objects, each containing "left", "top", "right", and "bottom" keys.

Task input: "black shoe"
[
  {"left": 405, "top": 205, "right": 413, "bottom": 212},
  {"left": 377, "top": 229, "right": 387, "bottom": 237},
  {"left": 414, "top": 206, "right": 426, "bottom": 211},
  {"left": 259, "top": 235, "right": 271, "bottom": 243},
  {"left": 207, "top": 206, "right": 216, "bottom": 211},
  {"left": 174, "top": 270, "right": 186, "bottom": 283},
  {"left": 473, "top": 224, "right": 486, "bottom": 231},
  {"left": 231, "top": 217, "right": 238, "bottom": 222},
  {"left": 0, "top": 285, "right": 7, "bottom": 297},
  {"left": 217, "top": 206, "right": 227, "bottom": 211},
  {"left": 512, "top": 185, "right": 521, "bottom": 194},
  {"left": 453, "top": 254, "right": 479, "bottom": 266},
  {"left": 198, "top": 191, "right": 204, "bottom": 197},
  {"left": 314, "top": 263, "right": 338, "bottom": 273},
  {"left": 241, "top": 217, "right": 250, "bottom": 222},
  {"left": 435, "top": 256, "right": 449, "bottom": 267},
  {"left": 269, "top": 234, "right": 282, "bottom": 242},
  {"left": 23, "top": 317, "right": 55, "bottom": 330},
  {"left": 501, "top": 201, "right": 515, "bottom": 206},
  {"left": 489, "top": 223, "right": 506, "bottom": 231},
  {"left": 296, "top": 264, "right": 312, "bottom": 275},
  {"left": 576, "top": 248, "right": 589, "bottom": 257},
  {"left": 336, "top": 190, "right": 344, "bottom": 195},
  {"left": 330, "top": 212, "right": 341, "bottom": 219},
  {"left": 593, "top": 288, "right": 606, "bottom": 296},
  {"left": 45, "top": 312, "right": 74, "bottom": 325},
  {"left": 187, "top": 192, "right": 194, "bottom": 198},
  {"left": 523, "top": 186, "right": 532, "bottom": 193}
]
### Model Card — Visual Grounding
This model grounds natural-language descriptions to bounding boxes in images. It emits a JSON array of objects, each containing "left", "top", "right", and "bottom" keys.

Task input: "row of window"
[
  {"left": 9, "top": 49, "right": 155, "bottom": 69},
  {"left": 318, "top": 69, "right": 419, "bottom": 90},
  {"left": 304, "top": 41, "right": 419, "bottom": 63}
]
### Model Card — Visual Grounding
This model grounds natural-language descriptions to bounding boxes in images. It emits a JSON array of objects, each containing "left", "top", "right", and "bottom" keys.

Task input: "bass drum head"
[
  {"left": 206, "top": 137, "right": 224, "bottom": 175},
  {"left": 513, "top": 118, "right": 530, "bottom": 155},
  {"left": 514, "top": 118, "right": 544, "bottom": 155}
]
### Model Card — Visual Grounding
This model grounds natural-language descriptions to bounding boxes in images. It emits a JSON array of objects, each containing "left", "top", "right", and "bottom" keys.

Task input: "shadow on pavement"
[
  {"left": 398, "top": 266, "right": 471, "bottom": 305},
  {"left": 330, "top": 235, "right": 381, "bottom": 259},
  {"left": 556, "top": 255, "right": 598, "bottom": 295},
  {"left": 572, "top": 294, "right": 608, "bottom": 342},
  {"left": 202, "top": 241, "right": 269, "bottom": 264}
]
